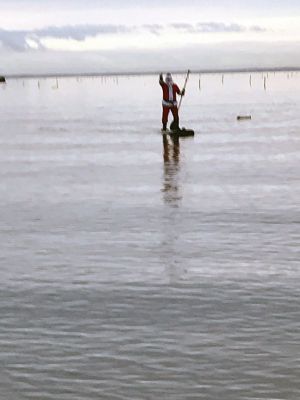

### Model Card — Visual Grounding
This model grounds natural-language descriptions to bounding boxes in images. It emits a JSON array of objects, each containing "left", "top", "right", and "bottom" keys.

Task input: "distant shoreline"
[{"left": 4, "top": 66, "right": 300, "bottom": 79}]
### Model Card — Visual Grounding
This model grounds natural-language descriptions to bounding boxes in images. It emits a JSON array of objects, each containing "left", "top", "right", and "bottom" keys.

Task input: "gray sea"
[{"left": 0, "top": 72, "right": 300, "bottom": 399}]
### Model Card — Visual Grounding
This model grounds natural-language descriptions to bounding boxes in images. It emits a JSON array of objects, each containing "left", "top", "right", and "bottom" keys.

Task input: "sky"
[{"left": 0, "top": 0, "right": 300, "bottom": 75}]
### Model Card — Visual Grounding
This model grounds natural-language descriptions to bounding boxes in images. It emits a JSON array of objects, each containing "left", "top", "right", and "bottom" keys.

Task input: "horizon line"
[{"left": 3, "top": 66, "right": 300, "bottom": 79}]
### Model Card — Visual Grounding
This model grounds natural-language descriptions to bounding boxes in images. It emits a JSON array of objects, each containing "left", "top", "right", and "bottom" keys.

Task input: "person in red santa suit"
[{"left": 159, "top": 72, "right": 185, "bottom": 132}]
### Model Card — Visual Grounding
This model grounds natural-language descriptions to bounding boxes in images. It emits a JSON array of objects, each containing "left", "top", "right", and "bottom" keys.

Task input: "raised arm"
[{"left": 159, "top": 73, "right": 164, "bottom": 86}]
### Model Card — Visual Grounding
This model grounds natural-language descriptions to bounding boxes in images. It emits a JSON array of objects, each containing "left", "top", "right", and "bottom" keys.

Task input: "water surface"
[{"left": 0, "top": 72, "right": 300, "bottom": 399}]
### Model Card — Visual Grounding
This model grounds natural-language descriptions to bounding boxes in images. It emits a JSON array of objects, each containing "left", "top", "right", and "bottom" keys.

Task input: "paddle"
[{"left": 178, "top": 69, "right": 190, "bottom": 111}]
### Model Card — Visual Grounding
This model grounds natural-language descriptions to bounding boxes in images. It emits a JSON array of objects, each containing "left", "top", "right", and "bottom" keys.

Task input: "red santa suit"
[{"left": 159, "top": 73, "right": 180, "bottom": 126}]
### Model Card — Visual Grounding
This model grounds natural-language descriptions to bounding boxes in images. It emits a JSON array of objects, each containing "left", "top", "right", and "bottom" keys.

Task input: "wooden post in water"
[
  {"left": 249, "top": 75, "right": 252, "bottom": 88},
  {"left": 199, "top": 75, "right": 201, "bottom": 91},
  {"left": 264, "top": 77, "right": 267, "bottom": 91}
]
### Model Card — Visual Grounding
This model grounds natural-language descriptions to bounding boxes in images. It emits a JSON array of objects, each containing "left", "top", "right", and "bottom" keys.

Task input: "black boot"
[
  {"left": 170, "top": 120, "right": 179, "bottom": 132},
  {"left": 162, "top": 123, "right": 167, "bottom": 132}
]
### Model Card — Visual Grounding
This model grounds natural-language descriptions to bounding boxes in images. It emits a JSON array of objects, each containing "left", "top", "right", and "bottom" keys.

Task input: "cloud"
[
  {"left": 196, "top": 22, "right": 246, "bottom": 33},
  {"left": 169, "top": 22, "right": 266, "bottom": 33},
  {"left": 37, "top": 24, "right": 135, "bottom": 40},
  {"left": 0, "top": 25, "right": 139, "bottom": 49},
  {"left": 0, "top": 29, "right": 30, "bottom": 51},
  {"left": 141, "top": 24, "right": 164, "bottom": 35},
  {"left": 0, "top": 22, "right": 267, "bottom": 51},
  {"left": 170, "top": 23, "right": 195, "bottom": 32},
  {"left": 250, "top": 25, "right": 266, "bottom": 32},
  {"left": 0, "top": 25, "right": 138, "bottom": 51}
]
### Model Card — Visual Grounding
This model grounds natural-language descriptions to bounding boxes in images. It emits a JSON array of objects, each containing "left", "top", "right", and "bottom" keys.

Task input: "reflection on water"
[
  {"left": 161, "top": 133, "right": 186, "bottom": 283},
  {"left": 162, "top": 134, "right": 182, "bottom": 206}
]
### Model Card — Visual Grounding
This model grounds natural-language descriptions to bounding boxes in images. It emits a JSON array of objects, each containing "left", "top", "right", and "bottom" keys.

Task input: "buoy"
[{"left": 237, "top": 115, "right": 252, "bottom": 121}]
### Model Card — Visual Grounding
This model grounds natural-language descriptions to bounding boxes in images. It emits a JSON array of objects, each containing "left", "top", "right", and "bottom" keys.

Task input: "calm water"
[{"left": 0, "top": 72, "right": 300, "bottom": 399}]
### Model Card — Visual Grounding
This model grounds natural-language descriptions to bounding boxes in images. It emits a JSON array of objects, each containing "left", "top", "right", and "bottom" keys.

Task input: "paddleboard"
[{"left": 161, "top": 128, "right": 195, "bottom": 138}]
